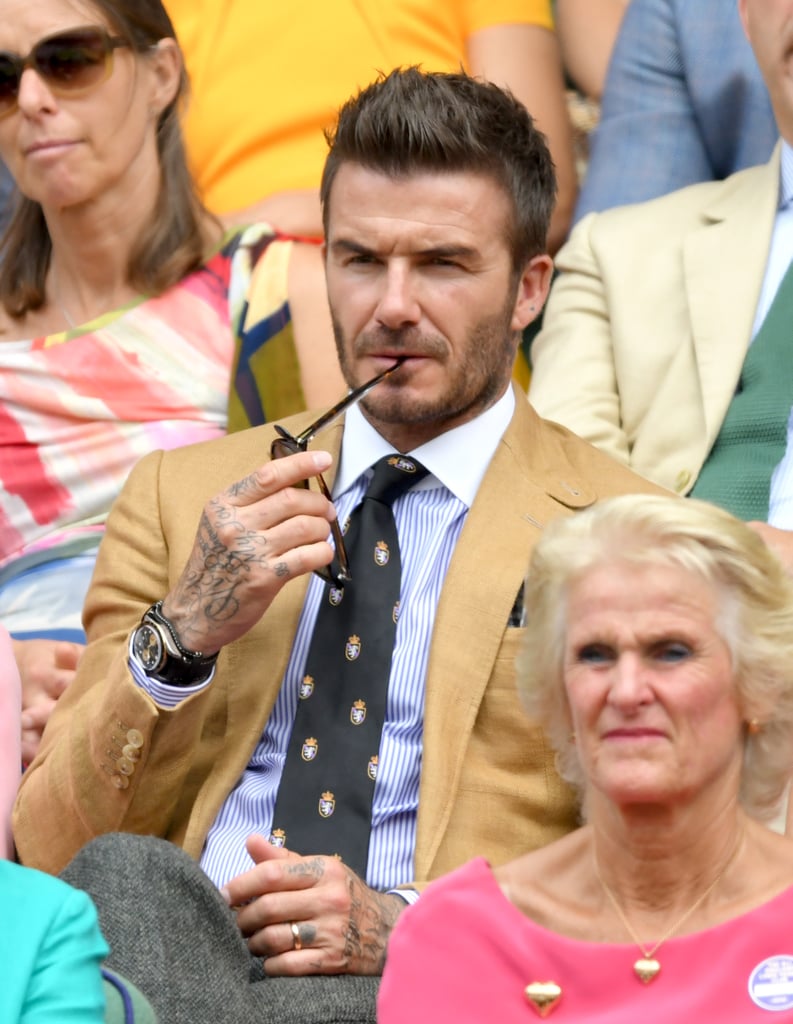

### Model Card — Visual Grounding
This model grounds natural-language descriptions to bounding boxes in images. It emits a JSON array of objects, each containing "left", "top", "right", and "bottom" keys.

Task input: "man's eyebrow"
[
  {"left": 328, "top": 239, "right": 374, "bottom": 256},
  {"left": 418, "top": 244, "right": 479, "bottom": 261},
  {"left": 328, "top": 239, "right": 479, "bottom": 261}
]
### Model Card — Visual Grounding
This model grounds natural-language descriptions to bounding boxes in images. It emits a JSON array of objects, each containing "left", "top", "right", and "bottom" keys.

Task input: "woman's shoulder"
[
  {"left": 404, "top": 858, "right": 503, "bottom": 929},
  {"left": 0, "top": 859, "right": 95, "bottom": 913},
  {"left": 0, "top": 860, "right": 106, "bottom": 956}
]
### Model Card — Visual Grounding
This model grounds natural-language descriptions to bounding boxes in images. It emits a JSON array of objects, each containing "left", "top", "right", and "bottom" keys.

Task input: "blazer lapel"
[
  {"left": 684, "top": 150, "right": 780, "bottom": 446},
  {"left": 413, "top": 393, "right": 594, "bottom": 877}
]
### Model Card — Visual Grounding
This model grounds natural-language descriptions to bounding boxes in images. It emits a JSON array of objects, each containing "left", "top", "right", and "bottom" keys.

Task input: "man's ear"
[
  {"left": 146, "top": 37, "right": 182, "bottom": 117},
  {"left": 511, "top": 254, "right": 554, "bottom": 332}
]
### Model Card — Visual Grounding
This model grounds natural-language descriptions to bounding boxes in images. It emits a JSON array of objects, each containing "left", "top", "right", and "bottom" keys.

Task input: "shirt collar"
[
  {"left": 332, "top": 386, "right": 516, "bottom": 508},
  {"left": 779, "top": 139, "right": 793, "bottom": 209}
]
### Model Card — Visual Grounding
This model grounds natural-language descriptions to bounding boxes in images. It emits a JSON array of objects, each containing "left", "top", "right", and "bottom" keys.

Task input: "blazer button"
[
  {"left": 111, "top": 774, "right": 130, "bottom": 790},
  {"left": 117, "top": 757, "right": 135, "bottom": 776},
  {"left": 675, "top": 469, "right": 692, "bottom": 492},
  {"left": 126, "top": 729, "right": 144, "bottom": 749},
  {"left": 122, "top": 744, "right": 141, "bottom": 761}
]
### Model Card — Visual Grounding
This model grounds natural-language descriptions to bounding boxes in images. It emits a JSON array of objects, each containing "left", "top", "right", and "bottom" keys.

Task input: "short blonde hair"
[{"left": 517, "top": 495, "right": 793, "bottom": 821}]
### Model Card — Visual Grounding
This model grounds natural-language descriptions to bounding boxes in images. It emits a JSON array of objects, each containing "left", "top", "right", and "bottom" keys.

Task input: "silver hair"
[{"left": 517, "top": 494, "right": 793, "bottom": 822}]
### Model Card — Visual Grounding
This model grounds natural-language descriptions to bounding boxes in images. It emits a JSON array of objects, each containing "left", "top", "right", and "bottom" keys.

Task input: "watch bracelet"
[{"left": 149, "top": 601, "right": 217, "bottom": 665}]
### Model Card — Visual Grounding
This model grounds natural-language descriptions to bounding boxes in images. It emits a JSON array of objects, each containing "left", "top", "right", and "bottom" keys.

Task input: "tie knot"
[{"left": 364, "top": 454, "right": 429, "bottom": 506}]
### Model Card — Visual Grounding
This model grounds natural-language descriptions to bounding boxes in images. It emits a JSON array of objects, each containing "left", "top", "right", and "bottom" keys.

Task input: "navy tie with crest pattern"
[{"left": 270, "top": 454, "right": 429, "bottom": 876}]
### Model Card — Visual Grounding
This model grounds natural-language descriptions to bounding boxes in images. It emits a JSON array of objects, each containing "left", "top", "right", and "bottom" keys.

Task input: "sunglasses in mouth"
[
  {"left": 0, "top": 26, "right": 130, "bottom": 120},
  {"left": 270, "top": 358, "right": 406, "bottom": 586}
]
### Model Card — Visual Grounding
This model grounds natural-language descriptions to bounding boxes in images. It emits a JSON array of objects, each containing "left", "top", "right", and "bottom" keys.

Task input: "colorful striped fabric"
[{"left": 0, "top": 222, "right": 303, "bottom": 595}]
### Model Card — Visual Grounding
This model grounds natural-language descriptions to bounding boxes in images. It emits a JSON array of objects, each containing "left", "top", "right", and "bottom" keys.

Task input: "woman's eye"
[
  {"left": 654, "top": 642, "right": 691, "bottom": 662},
  {"left": 576, "top": 644, "right": 613, "bottom": 664}
]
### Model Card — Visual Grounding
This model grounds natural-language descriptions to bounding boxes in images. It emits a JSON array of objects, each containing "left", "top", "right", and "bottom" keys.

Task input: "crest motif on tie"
[
  {"left": 341, "top": 514, "right": 351, "bottom": 535},
  {"left": 345, "top": 635, "right": 361, "bottom": 661},
  {"left": 319, "top": 791, "right": 336, "bottom": 817},
  {"left": 329, "top": 586, "right": 344, "bottom": 606},
  {"left": 299, "top": 675, "right": 315, "bottom": 700},
  {"left": 392, "top": 600, "right": 400, "bottom": 623},
  {"left": 374, "top": 540, "right": 390, "bottom": 566},
  {"left": 269, "top": 828, "right": 286, "bottom": 847},
  {"left": 367, "top": 755, "right": 378, "bottom": 781},
  {"left": 301, "top": 737, "right": 318, "bottom": 761},
  {"left": 351, "top": 699, "right": 367, "bottom": 725},
  {"left": 388, "top": 456, "right": 417, "bottom": 473}
]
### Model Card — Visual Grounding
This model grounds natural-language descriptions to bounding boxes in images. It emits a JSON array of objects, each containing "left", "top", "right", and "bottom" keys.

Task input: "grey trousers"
[{"left": 61, "top": 833, "right": 379, "bottom": 1024}]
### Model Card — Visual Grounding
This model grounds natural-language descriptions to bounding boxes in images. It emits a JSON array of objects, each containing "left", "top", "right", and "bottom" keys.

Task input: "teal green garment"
[
  {"left": 103, "top": 970, "right": 158, "bottom": 1023},
  {"left": 690, "top": 257, "right": 793, "bottom": 520},
  {"left": 1, "top": 859, "right": 108, "bottom": 1022}
]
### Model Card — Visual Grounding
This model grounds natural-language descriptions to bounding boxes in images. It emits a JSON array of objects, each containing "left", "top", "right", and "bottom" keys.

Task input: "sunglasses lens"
[
  {"left": 270, "top": 436, "right": 299, "bottom": 460},
  {"left": 270, "top": 433, "right": 311, "bottom": 492},
  {"left": 37, "top": 29, "right": 109, "bottom": 89},
  {"left": 269, "top": 428, "right": 349, "bottom": 584},
  {"left": 0, "top": 57, "right": 17, "bottom": 111}
]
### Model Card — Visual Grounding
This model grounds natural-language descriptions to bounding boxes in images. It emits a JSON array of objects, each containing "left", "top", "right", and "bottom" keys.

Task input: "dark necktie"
[
  {"left": 690, "top": 258, "right": 793, "bottom": 520},
  {"left": 270, "top": 454, "right": 429, "bottom": 876}
]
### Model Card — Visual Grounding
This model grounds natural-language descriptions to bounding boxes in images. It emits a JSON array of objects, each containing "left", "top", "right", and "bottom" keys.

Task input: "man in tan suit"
[
  {"left": 14, "top": 68, "right": 663, "bottom": 1023},
  {"left": 530, "top": 0, "right": 793, "bottom": 567}
]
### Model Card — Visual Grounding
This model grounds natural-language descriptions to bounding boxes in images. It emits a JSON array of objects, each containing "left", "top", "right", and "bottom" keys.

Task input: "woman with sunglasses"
[{"left": 0, "top": 0, "right": 341, "bottom": 764}]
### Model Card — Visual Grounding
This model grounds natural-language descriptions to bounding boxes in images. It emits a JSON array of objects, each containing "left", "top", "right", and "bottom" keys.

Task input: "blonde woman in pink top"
[{"left": 380, "top": 496, "right": 793, "bottom": 1022}]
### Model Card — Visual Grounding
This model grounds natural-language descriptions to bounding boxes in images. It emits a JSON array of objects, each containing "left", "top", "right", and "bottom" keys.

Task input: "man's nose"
[{"left": 374, "top": 265, "right": 421, "bottom": 330}]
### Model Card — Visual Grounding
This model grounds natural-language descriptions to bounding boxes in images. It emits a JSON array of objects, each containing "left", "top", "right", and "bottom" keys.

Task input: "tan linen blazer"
[
  {"left": 530, "top": 147, "right": 781, "bottom": 496},
  {"left": 14, "top": 389, "right": 665, "bottom": 879}
]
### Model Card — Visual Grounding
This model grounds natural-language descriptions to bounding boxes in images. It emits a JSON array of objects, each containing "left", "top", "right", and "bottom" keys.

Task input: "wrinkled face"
[
  {"left": 563, "top": 561, "right": 745, "bottom": 814},
  {"left": 323, "top": 163, "right": 550, "bottom": 449},
  {"left": 0, "top": 0, "right": 172, "bottom": 212},
  {"left": 739, "top": 0, "right": 793, "bottom": 143}
]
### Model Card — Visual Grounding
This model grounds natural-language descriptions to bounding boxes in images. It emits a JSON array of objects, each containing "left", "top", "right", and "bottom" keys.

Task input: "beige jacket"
[
  {"left": 14, "top": 389, "right": 665, "bottom": 879},
  {"left": 530, "top": 147, "right": 781, "bottom": 496}
]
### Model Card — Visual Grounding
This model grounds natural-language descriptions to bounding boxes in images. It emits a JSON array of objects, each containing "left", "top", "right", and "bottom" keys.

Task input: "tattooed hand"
[
  {"left": 161, "top": 450, "right": 337, "bottom": 654},
  {"left": 222, "top": 834, "right": 405, "bottom": 976}
]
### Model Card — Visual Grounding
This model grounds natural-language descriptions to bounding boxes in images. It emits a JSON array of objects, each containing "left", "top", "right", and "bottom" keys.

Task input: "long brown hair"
[{"left": 0, "top": 0, "right": 212, "bottom": 319}]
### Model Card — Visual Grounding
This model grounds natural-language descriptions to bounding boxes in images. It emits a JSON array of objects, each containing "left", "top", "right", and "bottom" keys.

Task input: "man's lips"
[{"left": 367, "top": 352, "right": 428, "bottom": 365}]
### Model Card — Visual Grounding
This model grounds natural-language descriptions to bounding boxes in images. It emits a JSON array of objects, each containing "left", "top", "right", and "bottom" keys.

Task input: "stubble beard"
[{"left": 330, "top": 301, "right": 519, "bottom": 431}]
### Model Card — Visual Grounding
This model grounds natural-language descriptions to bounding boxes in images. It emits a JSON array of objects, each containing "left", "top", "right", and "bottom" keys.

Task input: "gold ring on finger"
[{"left": 290, "top": 921, "right": 303, "bottom": 951}]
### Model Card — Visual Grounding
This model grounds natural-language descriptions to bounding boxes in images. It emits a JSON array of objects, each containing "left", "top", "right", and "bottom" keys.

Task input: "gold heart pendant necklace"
[{"left": 593, "top": 830, "right": 743, "bottom": 984}]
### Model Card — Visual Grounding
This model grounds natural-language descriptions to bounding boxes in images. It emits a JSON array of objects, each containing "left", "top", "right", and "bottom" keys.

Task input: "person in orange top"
[{"left": 166, "top": 0, "right": 577, "bottom": 255}]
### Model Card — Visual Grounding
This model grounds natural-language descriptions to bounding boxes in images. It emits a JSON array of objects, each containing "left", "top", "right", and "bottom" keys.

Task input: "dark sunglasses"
[
  {"left": 0, "top": 26, "right": 130, "bottom": 119},
  {"left": 271, "top": 358, "right": 405, "bottom": 586}
]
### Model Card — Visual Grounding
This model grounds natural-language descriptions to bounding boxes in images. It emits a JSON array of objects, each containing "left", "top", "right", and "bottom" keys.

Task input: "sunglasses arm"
[{"left": 290, "top": 357, "right": 406, "bottom": 448}]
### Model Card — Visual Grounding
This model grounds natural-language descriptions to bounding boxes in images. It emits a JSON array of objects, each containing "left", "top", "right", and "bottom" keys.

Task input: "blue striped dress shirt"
[{"left": 132, "top": 387, "right": 515, "bottom": 891}]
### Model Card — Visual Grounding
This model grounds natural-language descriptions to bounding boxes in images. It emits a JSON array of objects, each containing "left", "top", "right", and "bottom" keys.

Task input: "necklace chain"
[
  {"left": 593, "top": 829, "right": 744, "bottom": 959},
  {"left": 50, "top": 265, "right": 78, "bottom": 330}
]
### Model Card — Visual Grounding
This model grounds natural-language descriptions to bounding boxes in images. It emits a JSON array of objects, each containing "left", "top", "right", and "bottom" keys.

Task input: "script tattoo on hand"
[
  {"left": 175, "top": 492, "right": 287, "bottom": 639},
  {"left": 280, "top": 858, "right": 403, "bottom": 973},
  {"left": 342, "top": 869, "right": 404, "bottom": 973}
]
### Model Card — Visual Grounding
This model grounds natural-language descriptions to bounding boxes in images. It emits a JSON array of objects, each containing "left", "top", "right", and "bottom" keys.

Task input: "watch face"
[{"left": 133, "top": 622, "right": 164, "bottom": 672}]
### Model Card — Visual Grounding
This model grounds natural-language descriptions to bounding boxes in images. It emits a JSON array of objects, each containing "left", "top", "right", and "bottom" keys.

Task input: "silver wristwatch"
[{"left": 130, "top": 601, "right": 218, "bottom": 686}]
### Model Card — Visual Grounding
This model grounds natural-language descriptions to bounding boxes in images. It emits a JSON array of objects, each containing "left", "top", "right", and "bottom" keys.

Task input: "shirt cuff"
[
  {"left": 127, "top": 635, "right": 215, "bottom": 708},
  {"left": 387, "top": 888, "right": 420, "bottom": 905}
]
